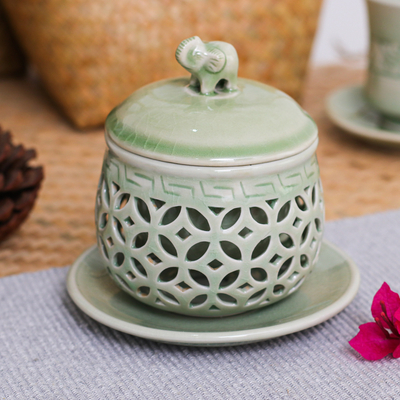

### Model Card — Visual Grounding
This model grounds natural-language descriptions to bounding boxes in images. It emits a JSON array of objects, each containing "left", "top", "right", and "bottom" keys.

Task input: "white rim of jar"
[{"left": 105, "top": 134, "right": 319, "bottom": 180}]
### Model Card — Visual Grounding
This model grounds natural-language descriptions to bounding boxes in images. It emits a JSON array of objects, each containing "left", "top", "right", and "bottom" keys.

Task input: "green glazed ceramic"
[
  {"left": 106, "top": 36, "right": 317, "bottom": 167},
  {"left": 96, "top": 37, "right": 324, "bottom": 318},
  {"left": 326, "top": 85, "right": 400, "bottom": 144},
  {"left": 366, "top": 0, "right": 400, "bottom": 123},
  {"left": 66, "top": 240, "right": 360, "bottom": 346}
]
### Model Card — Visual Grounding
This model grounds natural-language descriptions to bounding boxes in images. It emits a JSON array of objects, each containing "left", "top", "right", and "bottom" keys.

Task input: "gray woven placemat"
[{"left": 1, "top": 210, "right": 400, "bottom": 399}]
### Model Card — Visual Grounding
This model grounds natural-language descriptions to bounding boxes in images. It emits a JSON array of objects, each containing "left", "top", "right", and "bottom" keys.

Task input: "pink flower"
[{"left": 349, "top": 282, "right": 400, "bottom": 360}]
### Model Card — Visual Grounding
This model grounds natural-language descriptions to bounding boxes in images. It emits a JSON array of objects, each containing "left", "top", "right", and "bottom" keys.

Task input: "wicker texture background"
[
  {"left": 1, "top": 0, "right": 322, "bottom": 128},
  {"left": 1, "top": 66, "right": 400, "bottom": 277}
]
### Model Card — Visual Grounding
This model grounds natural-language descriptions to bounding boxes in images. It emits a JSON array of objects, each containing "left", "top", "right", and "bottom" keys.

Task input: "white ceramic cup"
[{"left": 365, "top": 0, "right": 400, "bottom": 129}]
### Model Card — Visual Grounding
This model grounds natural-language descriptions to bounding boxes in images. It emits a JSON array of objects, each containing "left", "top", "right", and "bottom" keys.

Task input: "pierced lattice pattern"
[{"left": 95, "top": 152, "right": 324, "bottom": 317}]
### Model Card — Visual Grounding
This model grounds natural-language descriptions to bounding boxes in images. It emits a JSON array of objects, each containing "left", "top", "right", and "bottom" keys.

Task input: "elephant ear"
[{"left": 204, "top": 48, "right": 226, "bottom": 73}]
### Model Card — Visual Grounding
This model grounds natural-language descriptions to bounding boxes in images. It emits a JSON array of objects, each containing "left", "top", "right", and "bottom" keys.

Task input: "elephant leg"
[
  {"left": 200, "top": 76, "right": 218, "bottom": 95},
  {"left": 224, "top": 78, "right": 237, "bottom": 91},
  {"left": 189, "top": 74, "right": 199, "bottom": 88}
]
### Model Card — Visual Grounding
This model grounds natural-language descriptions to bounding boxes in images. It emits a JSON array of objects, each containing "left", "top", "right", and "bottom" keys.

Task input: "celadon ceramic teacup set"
[
  {"left": 67, "top": 36, "right": 360, "bottom": 345},
  {"left": 327, "top": 0, "right": 400, "bottom": 145}
]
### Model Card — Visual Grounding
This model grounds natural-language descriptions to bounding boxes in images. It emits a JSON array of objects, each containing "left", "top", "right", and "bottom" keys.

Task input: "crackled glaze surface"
[
  {"left": 95, "top": 151, "right": 324, "bottom": 317},
  {"left": 105, "top": 77, "right": 317, "bottom": 166}
]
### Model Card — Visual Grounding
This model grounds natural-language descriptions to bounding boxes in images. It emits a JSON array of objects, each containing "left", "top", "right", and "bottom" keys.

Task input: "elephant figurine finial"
[{"left": 175, "top": 36, "right": 239, "bottom": 95}]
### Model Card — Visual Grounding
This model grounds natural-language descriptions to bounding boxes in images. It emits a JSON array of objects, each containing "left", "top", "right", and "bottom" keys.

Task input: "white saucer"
[
  {"left": 67, "top": 241, "right": 360, "bottom": 347},
  {"left": 326, "top": 85, "right": 400, "bottom": 147}
]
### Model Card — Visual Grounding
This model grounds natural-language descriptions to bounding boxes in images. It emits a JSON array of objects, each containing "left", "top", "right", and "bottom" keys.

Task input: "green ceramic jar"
[{"left": 95, "top": 37, "right": 324, "bottom": 317}]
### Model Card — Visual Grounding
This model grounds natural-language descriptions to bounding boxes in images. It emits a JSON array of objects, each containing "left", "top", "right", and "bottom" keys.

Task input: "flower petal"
[
  {"left": 395, "top": 319, "right": 400, "bottom": 337},
  {"left": 371, "top": 282, "right": 400, "bottom": 329},
  {"left": 394, "top": 307, "right": 400, "bottom": 326},
  {"left": 393, "top": 343, "right": 400, "bottom": 359},
  {"left": 349, "top": 322, "right": 399, "bottom": 360}
]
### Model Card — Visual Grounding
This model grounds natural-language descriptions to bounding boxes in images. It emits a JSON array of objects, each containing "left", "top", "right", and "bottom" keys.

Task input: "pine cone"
[{"left": 0, "top": 127, "right": 44, "bottom": 241}]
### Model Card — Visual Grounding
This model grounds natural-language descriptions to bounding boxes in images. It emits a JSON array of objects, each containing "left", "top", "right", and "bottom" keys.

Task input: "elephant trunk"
[{"left": 175, "top": 36, "right": 202, "bottom": 70}]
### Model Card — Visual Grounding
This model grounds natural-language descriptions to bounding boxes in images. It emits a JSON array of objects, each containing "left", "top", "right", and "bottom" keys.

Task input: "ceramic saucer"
[
  {"left": 67, "top": 241, "right": 360, "bottom": 347},
  {"left": 326, "top": 85, "right": 400, "bottom": 147}
]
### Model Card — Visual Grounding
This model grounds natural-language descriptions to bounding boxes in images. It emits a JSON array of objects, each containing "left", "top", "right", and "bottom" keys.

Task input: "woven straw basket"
[
  {"left": 0, "top": 5, "right": 24, "bottom": 76},
  {"left": 2, "top": 0, "right": 322, "bottom": 128}
]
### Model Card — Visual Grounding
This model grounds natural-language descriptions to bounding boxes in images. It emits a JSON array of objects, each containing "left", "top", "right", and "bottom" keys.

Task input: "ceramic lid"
[{"left": 105, "top": 36, "right": 318, "bottom": 167}]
